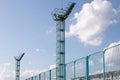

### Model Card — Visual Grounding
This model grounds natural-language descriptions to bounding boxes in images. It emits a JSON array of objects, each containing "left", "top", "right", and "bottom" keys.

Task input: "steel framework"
[
  {"left": 52, "top": 2, "right": 76, "bottom": 80},
  {"left": 14, "top": 53, "right": 25, "bottom": 80}
]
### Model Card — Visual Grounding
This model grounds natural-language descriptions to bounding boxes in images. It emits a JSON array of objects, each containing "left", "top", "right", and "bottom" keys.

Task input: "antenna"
[{"left": 14, "top": 53, "right": 25, "bottom": 80}]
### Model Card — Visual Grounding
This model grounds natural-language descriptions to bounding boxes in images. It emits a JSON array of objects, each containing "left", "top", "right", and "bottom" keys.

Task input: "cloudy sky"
[{"left": 0, "top": 0, "right": 120, "bottom": 80}]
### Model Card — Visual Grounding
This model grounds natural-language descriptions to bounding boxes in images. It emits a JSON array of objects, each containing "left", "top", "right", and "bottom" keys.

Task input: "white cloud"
[
  {"left": 36, "top": 48, "right": 40, "bottom": 52},
  {"left": 49, "top": 64, "right": 56, "bottom": 69},
  {"left": 21, "top": 69, "right": 47, "bottom": 80},
  {"left": 35, "top": 48, "right": 46, "bottom": 53},
  {"left": 28, "top": 61, "right": 32, "bottom": 65},
  {"left": 46, "top": 27, "right": 55, "bottom": 35},
  {"left": 89, "top": 60, "right": 94, "bottom": 66},
  {"left": 66, "top": 0, "right": 118, "bottom": 46},
  {"left": 0, "top": 63, "right": 14, "bottom": 80},
  {"left": 21, "top": 64, "right": 56, "bottom": 79},
  {"left": 21, "top": 70, "right": 40, "bottom": 78},
  {"left": 0, "top": 63, "right": 44, "bottom": 80},
  {"left": 77, "top": 62, "right": 85, "bottom": 70},
  {"left": 0, "top": 67, "right": 6, "bottom": 80}
]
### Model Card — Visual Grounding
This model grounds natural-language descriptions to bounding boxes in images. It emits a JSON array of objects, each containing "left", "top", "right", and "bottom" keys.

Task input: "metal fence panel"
[
  {"left": 45, "top": 71, "right": 50, "bottom": 80},
  {"left": 66, "top": 62, "right": 74, "bottom": 80},
  {"left": 89, "top": 51, "right": 104, "bottom": 80},
  {"left": 36, "top": 75, "right": 40, "bottom": 80},
  {"left": 104, "top": 44, "right": 120, "bottom": 80},
  {"left": 51, "top": 68, "right": 56, "bottom": 80},
  {"left": 75, "top": 57, "right": 86, "bottom": 80},
  {"left": 41, "top": 72, "right": 45, "bottom": 80},
  {"left": 25, "top": 44, "right": 120, "bottom": 80}
]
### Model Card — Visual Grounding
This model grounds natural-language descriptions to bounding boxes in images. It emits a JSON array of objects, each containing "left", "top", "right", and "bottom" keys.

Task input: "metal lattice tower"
[
  {"left": 52, "top": 2, "right": 76, "bottom": 80},
  {"left": 14, "top": 53, "right": 25, "bottom": 80}
]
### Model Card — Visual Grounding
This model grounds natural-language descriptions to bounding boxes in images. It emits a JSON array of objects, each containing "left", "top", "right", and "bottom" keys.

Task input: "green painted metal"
[
  {"left": 103, "top": 51, "right": 105, "bottom": 80},
  {"left": 64, "top": 64, "right": 66, "bottom": 80},
  {"left": 44, "top": 72, "right": 45, "bottom": 80},
  {"left": 86, "top": 56, "right": 89, "bottom": 80},
  {"left": 39, "top": 74, "right": 41, "bottom": 80},
  {"left": 49, "top": 70, "right": 51, "bottom": 80},
  {"left": 31, "top": 77, "right": 33, "bottom": 80},
  {"left": 74, "top": 61, "right": 76, "bottom": 80},
  {"left": 25, "top": 42, "right": 120, "bottom": 80}
]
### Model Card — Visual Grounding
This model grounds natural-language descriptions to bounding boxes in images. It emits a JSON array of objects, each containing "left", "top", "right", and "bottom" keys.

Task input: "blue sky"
[{"left": 0, "top": 0, "right": 120, "bottom": 80}]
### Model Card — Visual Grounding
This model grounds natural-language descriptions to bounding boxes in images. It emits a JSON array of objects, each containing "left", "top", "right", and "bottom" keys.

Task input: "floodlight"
[{"left": 14, "top": 53, "right": 25, "bottom": 61}]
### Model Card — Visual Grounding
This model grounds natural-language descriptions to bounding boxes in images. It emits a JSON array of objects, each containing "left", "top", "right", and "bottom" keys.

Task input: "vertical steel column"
[
  {"left": 86, "top": 56, "right": 89, "bottom": 80},
  {"left": 64, "top": 64, "right": 66, "bottom": 80},
  {"left": 103, "top": 51, "right": 105, "bottom": 80},
  {"left": 35, "top": 75, "right": 37, "bottom": 80},
  {"left": 49, "top": 70, "right": 51, "bottom": 80},
  {"left": 44, "top": 72, "right": 45, "bottom": 80},
  {"left": 74, "top": 61, "right": 76, "bottom": 80},
  {"left": 39, "top": 74, "right": 41, "bottom": 80},
  {"left": 16, "top": 61, "right": 20, "bottom": 80},
  {"left": 31, "top": 77, "right": 33, "bottom": 80},
  {"left": 56, "top": 20, "right": 65, "bottom": 80}
]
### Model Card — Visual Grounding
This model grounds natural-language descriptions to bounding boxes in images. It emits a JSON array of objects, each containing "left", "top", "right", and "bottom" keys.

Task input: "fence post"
[
  {"left": 39, "top": 74, "right": 41, "bottom": 80},
  {"left": 74, "top": 61, "right": 76, "bottom": 80},
  {"left": 86, "top": 56, "right": 89, "bottom": 80},
  {"left": 64, "top": 64, "right": 66, "bottom": 80},
  {"left": 49, "top": 70, "right": 51, "bottom": 80},
  {"left": 44, "top": 72, "right": 45, "bottom": 80},
  {"left": 103, "top": 51, "right": 105, "bottom": 80},
  {"left": 32, "top": 77, "right": 33, "bottom": 80}
]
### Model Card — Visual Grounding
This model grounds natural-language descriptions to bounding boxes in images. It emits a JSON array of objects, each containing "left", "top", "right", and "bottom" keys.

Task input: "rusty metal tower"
[
  {"left": 14, "top": 53, "right": 25, "bottom": 80},
  {"left": 52, "top": 2, "right": 76, "bottom": 80}
]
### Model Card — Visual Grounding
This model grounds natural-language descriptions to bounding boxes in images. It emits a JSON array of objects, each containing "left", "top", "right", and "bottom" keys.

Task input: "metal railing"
[{"left": 25, "top": 44, "right": 120, "bottom": 80}]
